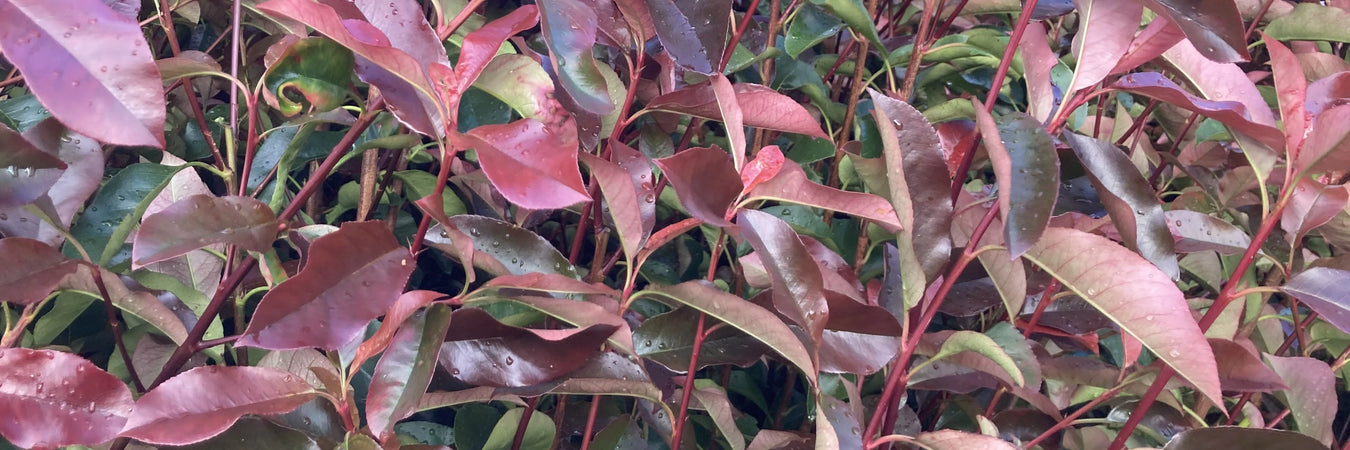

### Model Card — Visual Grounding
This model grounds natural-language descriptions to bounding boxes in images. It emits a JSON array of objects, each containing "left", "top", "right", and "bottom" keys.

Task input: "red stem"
[{"left": 670, "top": 312, "right": 708, "bottom": 448}]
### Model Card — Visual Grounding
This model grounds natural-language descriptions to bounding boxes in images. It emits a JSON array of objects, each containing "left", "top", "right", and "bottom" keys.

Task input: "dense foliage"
[{"left": 3, "top": 0, "right": 1350, "bottom": 448}]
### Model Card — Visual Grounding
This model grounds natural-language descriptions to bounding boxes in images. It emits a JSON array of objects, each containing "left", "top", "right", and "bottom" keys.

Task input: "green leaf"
[
  {"left": 67, "top": 163, "right": 183, "bottom": 268},
  {"left": 917, "top": 330, "right": 1024, "bottom": 387},
  {"left": 393, "top": 170, "right": 467, "bottom": 218},
  {"left": 262, "top": 38, "right": 355, "bottom": 116},
  {"left": 784, "top": 4, "right": 843, "bottom": 58},
  {"left": 1266, "top": 3, "right": 1350, "bottom": 43},
  {"left": 482, "top": 408, "right": 555, "bottom": 450},
  {"left": 813, "top": 0, "right": 884, "bottom": 53},
  {"left": 452, "top": 403, "right": 503, "bottom": 450}
]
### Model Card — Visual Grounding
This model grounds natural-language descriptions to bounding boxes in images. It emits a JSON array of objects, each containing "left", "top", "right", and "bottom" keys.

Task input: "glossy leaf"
[
  {"left": 645, "top": 82, "right": 830, "bottom": 140},
  {"left": 434, "top": 215, "right": 579, "bottom": 278},
  {"left": 0, "top": 0, "right": 166, "bottom": 147},
  {"left": 711, "top": 73, "right": 748, "bottom": 168},
  {"left": 644, "top": 0, "right": 731, "bottom": 74},
  {"left": 1164, "top": 427, "right": 1328, "bottom": 450},
  {"left": 1113, "top": 72, "right": 1285, "bottom": 151},
  {"left": 61, "top": 264, "right": 189, "bottom": 344},
  {"left": 351, "top": 0, "right": 445, "bottom": 67},
  {"left": 238, "top": 221, "right": 415, "bottom": 350},
  {"left": 818, "top": 328, "right": 902, "bottom": 375},
  {"left": 439, "top": 308, "right": 616, "bottom": 387},
  {"left": 744, "top": 162, "right": 902, "bottom": 231},
  {"left": 0, "top": 120, "right": 102, "bottom": 245},
  {"left": 1262, "top": 33, "right": 1308, "bottom": 157},
  {"left": 1023, "top": 227, "right": 1223, "bottom": 406},
  {"left": 1297, "top": 104, "right": 1350, "bottom": 175},
  {"left": 1064, "top": 131, "right": 1178, "bottom": 278},
  {"left": 1066, "top": 0, "right": 1142, "bottom": 95},
  {"left": 870, "top": 90, "right": 953, "bottom": 281},
  {"left": 1210, "top": 338, "right": 1286, "bottom": 392},
  {"left": 1283, "top": 267, "right": 1350, "bottom": 336},
  {"left": 1281, "top": 179, "right": 1349, "bottom": 244},
  {"left": 121, "top": 366, "right": 319, "bottom": 445},
  {"left": 952, "top": 191, "right": 1027, "bottom": 318},
  {"left": 1265, "top": 355, "right": 1336, "bottom": 445},
  {"left": 922, "top": 331, "right": 1025, "bottom": 387},
  {"left": 0, "top": 237, "right": 81, "bottom": 305},
  {"left": 653, "top": 146, "right": 742, "bottom": 226},
  {"left": 1165, "top": 210, "right": 1251, "bottom": 254},
  {"left": 366, "top": 305, "right": 452, "bottom": 440},
  {"left": 633, "top": 282, "right": 816, "bottom": 383},
  {"left": 465, "top": 294, "right": 633, "bottom": 355},
  {"left": 461, "top": 119, "right": 590, "bottom": 210},
  {"left": 738, "top": 209, "right": 829, "bottom": 341},
  {"left": 912, "top": 429, "right": 1017, "bottom": 449},
  {"left": 1149, "top": 0, "right": 1249, "bottom": 63},
  {"left": 132, "top": 195, "right": 279, "bottom": 268},
  {"left": 816, "top": 0, "right": 884, "bottom": 52},
  {"left": 784, "top": 4, "right": 843, "bottom": 58},
  {"left": 415, "top": 387, "right": 526, "bottom": 412},
  {"left": 482, "top": 407, "right": 556, "bottom": 450},
  {"left": 972, "top": 104, "right": 1060, "bottom": 257},
  {"left": 1020, "top": 22, "right": 1057, "bottom": 122},
  {"left": 261, "top": 38, "right": 354, "bottom": 117},
  {"left": 0, "top": 348, "right": 134, "bottom": 449},
  {"left": 580, "top": 152, "right": 649, "bottom": 261},
  {"left": 68, "top": 162, "right": 180, "bottom": 268},
  {"left": 1266, "top": 3, "right": 1350, "bottom": 43},
  {"left": 537, "top": 0, "right": 613, "bottom": 115},
  {"left": 0, "top": 121, "right": 64, "bottom": 173},
  {"left": 635, "top": 306, "right": 770, "bottom": 372},
  {"left": 472, "top": 54, "right": 569, "bottom": 126},
  {"left": 449, "top": 5, "right": 539, "bottom": 96},
  {"left": 1162, "top": 39, "right": 1280, "bottom": 179},
  {"left": 349, "top": 290, "right": 446, "bottom": 375}
]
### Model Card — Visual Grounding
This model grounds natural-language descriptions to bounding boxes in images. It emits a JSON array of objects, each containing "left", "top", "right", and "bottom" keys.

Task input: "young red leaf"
[
  {"left": 436, "top": 215, "right": 579, "bottom": 278},
  {"left": 1261, "top": 33, "right": 1309, "bottom": 158},
  {"left": 743, "top": 163, "right": 902, "bottom": 231},
  {"left": 1020, "top": 22, "right": 1057, "bottom": 122},
  {"left": 1281, "top": 179, "right": 1349, "bottom": 244},
  {"left": 0, "top": 122, "right": 65, "bottom": 172},
  {"left": 971, "top": 103, "right": 1060, "bottom": 258},
  {"left": 1210, "top": 338, "right": 1287, "bottom": 393},
  {"left": 1296, "top": 104, "right": 1350, "bottom": 175},
  {"left": 237, "top": 221, "right": 415, "bottom": 350},
  {"left": 1148, "top": 0, "right": 1249, "bottom": 63},
  {"left": 0, "top": 0, "right": 166, "bottom": 148},
  {"left": 0, "top": 348, "right": 134, "bottom": 449},
  {"left": 1265, "top": 355, "right": 1336, "bottom": 446},
  {"left": 1022, "top": 227, "right": 1223, "bottom": 407},
  {"left": 132, "top": 195, "right": 279, "bottom": 268},
  {"left": 0, "top": 237, "right": 81, "bottom": 305},
  {"left": 870, "top": 90, "right": 954, "bottom": 280},
  {"left": 1165, "top": 209, "right": 1251, "bottom": 254},
  {"left": 439, "top": 307, "right": 617, "bottom": 387},
  {"left": 120, "top": 366, "right": 319, "bottom": 445},
  {"left": 1112, "top": 72, "right": 1286, "bottom": 151},
  {"left": 451, "top": 5, "right": 539, "bottom": 95},
  {"left": 537, "top": 0, "right": 613, "bottom": 115},
  {"left": 1109, "top": 16, "right": 1184, "bottom": 75},
  {"left": 653, "top": 146, "right": 742, "bottom": 227},
  {"left": 1065, "top": 0, "right": 1142, "bottom": 96},
  {"left": 366, "top": 305, "right": 452, "bottom": 440},
  {"left": 0, "top": 120, "right": 104, "bottom": 245},
  {"left": 1282, "top": 267, "right": 1350, "bottom": 336},
  {"left": 1162, "top": 38, "right": 1279, "bottom": 176},
  {"left": 952, "top": 191, "right": 1027, "bottom": 320},
  {"left": 461, "top": 119, "right": 591, "bottom": 210},
  {"left": 466, "top": 294, "right": 633, "bottom": 355},
  {"left": 580, "top": 152, "right": 649, "bottom": 260},
  {"left": 739, "top": 145, "right": 785, "bottom": 198},
  {"left": 349, "top": 290, "right": 447, "bottom": 377},
  {"left": 738, "top": 209, "right": 829, "bottom": 342},
  {"left": 351, "top": 0, "right": 445, "bottom": 68},
  {"left": 645, "top": 82, "right": 829, "bottom": 140},
  {"left": 644, "top": 0, "right": 731, "bottom": 74},
  {"left": 711, "top": 73, "right": 747, "bottom": 169}
]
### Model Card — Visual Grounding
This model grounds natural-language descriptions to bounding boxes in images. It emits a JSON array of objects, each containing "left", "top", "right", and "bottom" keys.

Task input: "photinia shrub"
[{"left": 2, "top": 0, "right": 1350, "bottom": 449}]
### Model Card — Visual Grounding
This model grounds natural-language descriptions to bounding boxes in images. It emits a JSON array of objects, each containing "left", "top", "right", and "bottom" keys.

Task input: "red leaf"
[
  {"left": 739, "top": 145, "right": 785, "bottom": 198},
  {"left": 645, "top": 81, "right": 829, "bottom": 140},
  {"left": 710, "top": 73, "right": 747, "bottom": 168},
  {"left": 1281, "top": 179, "right": 1349, "bottom": 244},
  {"left": 351, "top": 0, "right": 445, "bottom": 68},
  {"left": 537, "top": 0, "right": 613, "bottom": 115},
  {"left": 366, "top": 305, "right": 452, "bottom": 439},
  {"left": 1297, "top": 104, "right": 1350, "bottom": 175},
  {"left": 0, "top": 348, "right": 134, "bottom": 449},
  {"left": 1262, "top": 33, "right": 1309, "bottom": 157},
  {"left": 439, "top": 308, "right": 616, "bottom": 387},
  {"left": 0, "top": 237, "right": 81, "bottom": 305},
  {"left": 870, "top": 90, "right": 954, "bottom": 279},
  {"left": 349, "top": 290, "right": 446, "bottom": 375},
  {"left": 1019, "top": 22, "right": 1057, "bottom": 122},
  {"left": 0, "top": 119, "right": 104, "bottom": 246},
  {"left": 1109, "top": 16, "right": 1185, "bottom": 75},
  {"left": 132, "top": 195, "right": 279, "bottom": 268},
  {"left": 0, "top": 122, "right": 65, "bottom": 172},
  {"left": 237, "top": 221, "right": 415, "bottom": 350},
  {"left": 580, "top": 152, "right": 649, "bottom": 260},
  {"left": 1022, "top": 227, "right": 1223, "bottom": 407},
  {"left": 1148, "top": 0, "right": 1250, "bottom": 63},
  {"left": 653, "top": 146, "right": 742, "bottom": 227},
  {"left": 1165, "top": 209, "right": 1251, "bottom": 254},
  {"left": 1210, "top": 338, "right": 1287, "bottom": 392},
  {"left": 972, "top": 103, "right": 1060, "bottom": 257},
  {"left": 1265, "top": 355, "right": 1336, "bottom": 445},
  {"left": 1066, "top": 0, "right": 1142, "bottom": 96},
  {"left": 1283, "top": 267, "right": 1350, "bottom": 336},
  {"left": 644, "top": 0, "right": 731, "bottom": 74},
  {"left": 461, "top": 119, "right": 590, "bottom": 210},
  {"left": 120, "top": 366, "right": 318, "bottom": 445},
  {"left": 738, "top": 209, "right": 828, "bottom": 342},
  {"left": 1112, "top": 72, "right": 1286, "bottom": 151},
  {"left": 451, "top": 5, "right": 539, "bottom": 95},
  {"left": 0, "top": 0, "right": 166, "bottom": 147},
  {"left": 744, "top": 162, "right": 902, "bottom": 231}
]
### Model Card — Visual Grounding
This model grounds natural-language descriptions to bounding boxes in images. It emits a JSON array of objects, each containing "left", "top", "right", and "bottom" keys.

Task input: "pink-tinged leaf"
[
  {"left": 0, "top": 237, "right": 81, "bottom": 305},
  {"left": 1022, "top": 227, "right": 1223, "bottom": 406},
  {"left": 349, "top": 290, "right": 447, "bottom": 380},
  {"left": 645, "top": 82, "right": 829, "bottom": 139},
  {"left": 913, "top": 430, "right": 1018, "bottom": 449},
  {"left": 120, "top": 366, "right": 319, "bottom": 445},
  {"left": 61, "top": 265, "right": 189, "bottom": 344},
  {"left": 481, "top": 273, "right": 616, "bottom": 297},
  {"left": 1165, "top": 209, "right": 1251, "bottom": 254},
  {"left": 0, "top": 123, "right": 65, "bottom": 172},
  {"left": 0, "top": 120, "right": 104, "bottom": 246},
  {"left": 537, "top": 0, "right": 613, "bottom": 115},
  {"left": 132, "top": 195, "right": 279, "bottom": 268},
  {"left": 352, "top": 0, "right": 445, "bottom": 67},
  {"left": 1210, "top": 338, "right": 1287, "bottom": 392},
  {"left": 439, "top": 308, "right": 616, "bottom": 387},
  {"left": 1165, "top": 427, "right": 1328, "bottom": 450},
  {"left": 691, "top": 380, "right": 747, "bottom": 450},
  {"left": 1281, "top": 179, "right": 1349, "bottom": 244},
  {"left": 0, "top": 348, "right": 133, "bottom": 449},
  {"left": 1148, "top": 0, "right": 1250, "bottom": 63},
  {"left": 870, "top": 91, "right": 954, "bottom": 279},
  {"left": 1283, "top": 267, "right": 1350, "bottom": 335},
  {"left": 1066, "top": 0, "right": 1142, "bottom": 95},
  {"left": 461, "top": 119, "right": 590, "bottom": 210},
  {"left": 1020, "top": 22, "right": 1057, "bottom": 122},
  {"left": 237, "top": 221, "right": 415, "bottom": 350},
  {"left": 415, "top": 387, "right": 526, "bottom": 412},
  {"left": 971, "top": 103, "right": 1060, "bottom": 257},
  {"left": 653, "top": 146, "right": 742, "bottom": 227},
  {"left": 1262, "top": 33, "right": 1309, "bottom": 157},
  {"left": 952, "top": 192, "right": 1027, "bottom": 319},
  {"left": 1297, "top": 104, "right": 1350, "bottom": 175},
  {"left": 1162, "top": 38, "right": 1279, "bottom": 176},
  {"left": 477, "top": 295, "right": 633, "bottom": 355},
  {"left": 738, "top": 209, "right": 829, "bottom": 343},
  {"left": 1110, "top": 16, "right": 1185, "bottom": 75},
  {"left": 818, "top": 328, "right": 901, "bottom": 375},
  {"left": 634, "top": 281, "right": 816, "bottom": 384},
  {"left": 1063, "top": 132, "right": 1178, "bottom": 278},
  {"left": 0, "top": 0, "right": 166, "bottom": 147},
  {"left": 366, "top": 305, "right": 452, "bottom": 440},
  {"left": 739, "top": 145, "right": 785, "bottom": 198},
  {"left": 1112, "top": 72, "right": 1285, "bottom": 150},
  {"left": 451, "top": 5, "right": 539, "bottom": 95},
  {"left": 1265, "top": 355, "right": 1336, "bottom": 446},
  {"left": 580, "top": 152, "right": 649, "bottom": 260},
  {"left": 710, "top": 73, "right": 747, "bottom": 169},
  {"left": 1306, "top": 72, "right": 1350, "bottom": 117},
  {"left": 744, "top": 162, "right": 902, "bottom": 231},
  {"left": 433, "top": 215, "right": 579, "bottom": 278},
  {"left": 644, "top": 0, "right": 731, "bottom": 74}
]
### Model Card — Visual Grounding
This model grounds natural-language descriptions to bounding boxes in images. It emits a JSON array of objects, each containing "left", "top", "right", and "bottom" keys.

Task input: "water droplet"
[
  {"left": 505, "top": 356, "right": 514, "bottom": 365},
  {"left": 510, "top": 257, "right": 518, "bottom": 264},
  {"left": 35, "top": 383, "right": 43, "bottom": 394},
  {"left": 439, "top": 231, "right": 449, "bottom": 238},
  {"left": 1168, "top": 350, "right": 1181, "bottom": 358},
  {"left": 643, "top": 339, "right": 652, "bottom": 347},
  {"left": 361, "top": 281, "right": 372, "bottom": 287},
  {"left": 63, "top": 32, "right": 72, "bottom": 38},
  {"left": 1135, "top": 209, "right": 1144, "bottom": 215},
  {"left": 470, "top": 228, "right": 481, "bottom": 236},
  {"left": 0, "top": 214, "right": 7, "bottom": 221},
  {"left": 451, "top": 368, "right": 460, "bottom": 376},
  {"left": 491, "top": 240, "right": 501, "bottom": 247},
  {"left": 116, "top": 195, "right": 126, "bottom": 201},
  {"left": 1145, "top": 315, "right": 1155, "bottom": 321}
]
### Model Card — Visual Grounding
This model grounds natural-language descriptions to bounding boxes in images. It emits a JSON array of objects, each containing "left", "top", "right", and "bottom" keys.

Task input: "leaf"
[
  {"left": 817, "top": 328, "right": 901, "bottom": 375},
  {"left": 237, "top": 221, "right": 415, "bottom": 350},
  {"left": 971, "top": 104, "right": 1060, "bottom": 257},
  {"left": 0, "top": 120, "right": 102, "bottom": 245},
  {"left": 461, "top": 119, "right": 591, "bottom": 210},
  {"left": 61, "top": 264, "right": 189, "bottom": 344},
  {"left": 68, "top": 162, "right": 181, "bottom": 268},
  {"left": 1265, "top": 355, "right": 1336, "bottom": 446},
  {"left": 1066, "top": 0, "right": 1142, "bottom": 96},
  {"left": 537, "top": 0, "right": 613, "bottom": 115},
  {"left": 366, "top": 305, "right": 452, "bottom": 439},
  {"left": 816, "top": 0, "right": 884, "bottom": 52},
  {"left": 439, "top": 307, "right": 615, "bottom": 387},
  {"left": 351, "top": 0, "right": 445, "bottom": 68},
  {"left": 1165, "top": 209, "right": 1251, "bottom": 254},
  {"left": 393, "top": 170, "right": 468, "bottom": 217},
  {"left": 1147, "top": 0, "right": 1249, "bottom": 63},
  {"left": 634, "top": 306, "right": 770, "bottom": 371},
  {"left": 1297, "top": 104, "right": 1350, "bottom": 175},
  {"left": 644, "top": 0, "right": 731, "bottom": 74},
  {"left": 870, "top": 90, "right": 953, "bottom": 281},
  {"left": 1209, "top": 338, "right": 1286, "bottom": 392},
  {"left": 1283, "top": 267, "right": 1350, "bottom": 336},
  {"left": 784, "top": 4, "right": 843, "bottom": 58},
  {"left": 1162, "top": 39, "right": 1279, "bottom": 181},
  {"left": 448, "top": 5, "right": 539, "bottom": 95},
  {"left": 738, "top": 209, "right": 829, "bottom": 342},
  {"left": 1281, "top": 179, "right": 1349, "bottom": 244},
  {"left": 0, "top": 237, "right": 81, "bottom": 305},
  {"left": 922, "top": 331, "right": 1025, "bottom": 387},
  {"left": 132, "top": 195, "right": 279, "bottom": 268},
  {"left": 1164, "top": 427, "right": 1328, "bottom": 450},
  {"left": 711, "top": 73, "right": 748, "bottom": 168},
  {"left": 1261, "top": 33, "right": 1308, "bottom": 157},
  {"left": 1020, "top": 22, "right": 1057, "bottom": 122},
  {"left": 743, "top": 162, "right": 903, "bottom": 231},
  {"left": 580, "top": 152, "right": 649, "bottom": 261},
  {"left": 645, "top": 82, "right": 829, "bottom": 139},
  {"left": 1022, "top": 227, "right": 1222, "bottom": 406},
  {"left": 951, "top": 192, "right": 1027, "bottom": 319},
  {"left": 415, "top": 387, "right": 526, "bottom": 412},
  {"left": 1112, "top": 72, "right": 1285, "bottom": 151},
  {"left": 1063, "top": 132, "right": 1178, "bottom": 278},
  {"left": 912, "top": 429, "right": 1018, "bottom": 450},
  {"left": 633, "top": 282, "right": 816, "bottom": 384},
  {"left": 0, "top": 0, "right": 166, "bottom": 147},
  {"left": 653, "top": 146, "right": 742, "bottom": 227},
  {"left": 121, "top": 366, "right": 319, "bottom": 445},
  {"left": 1266, "top": 3, "right": 1350, "bottom": 43},
  {"left": 0, "top": 348, "right": 134, "bottom": 449},
  {"left": 431, "top": 215, "right": 579, "bottom": 278},
  {"left": 691, "top": 380, "right": 746, "bottom": 450},
  {"left": 0, "top": 122, "right": 65, "bottom": 173},
  {"left": 472, "top": 54, "right": 570, "bottom": 126},
  {"left": 261, "top": 37, "right": 355, "bottom": 116},
  {"left": 547, "top": 352, "right": 665, "bottom": 407},
  {"left": 466, "top": 294, "right": 633, "bottom": 355},
  {"left": 482, "top": 407, "right": 556, "bottom": 450},
  {"left": 174, "top": 417, "right": 321, "bottom": 450}
]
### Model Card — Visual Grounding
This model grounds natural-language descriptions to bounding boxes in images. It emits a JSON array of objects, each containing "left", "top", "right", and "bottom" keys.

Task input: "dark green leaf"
[{"left": 261, "top": 37, "right": 354, "bottom": 116}]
